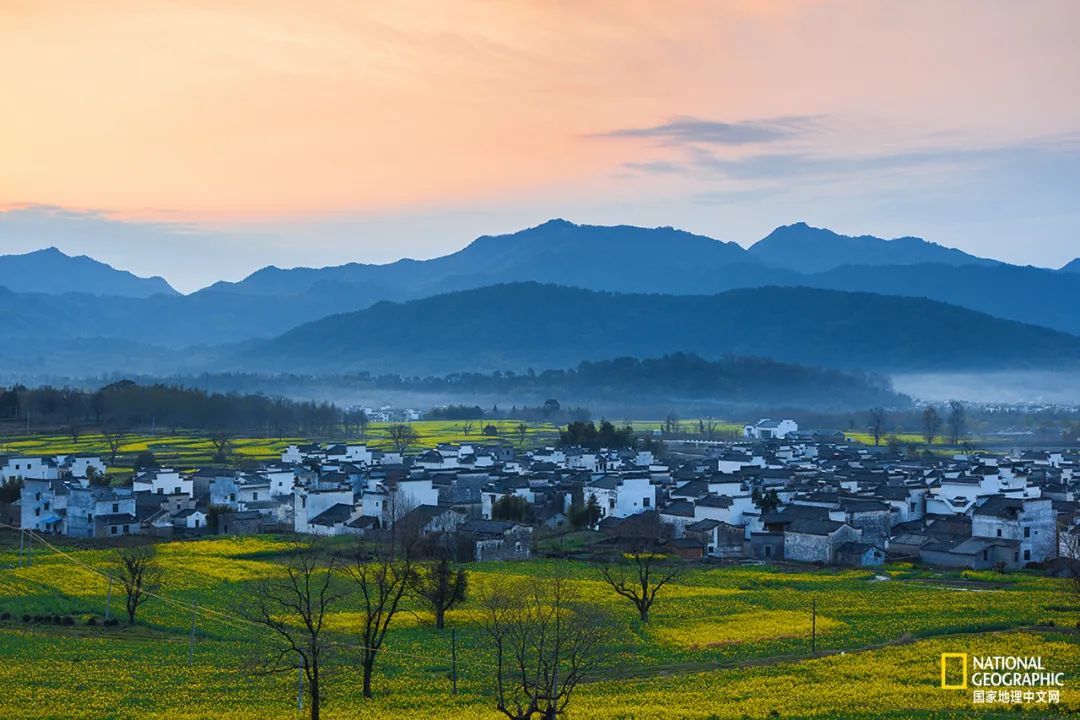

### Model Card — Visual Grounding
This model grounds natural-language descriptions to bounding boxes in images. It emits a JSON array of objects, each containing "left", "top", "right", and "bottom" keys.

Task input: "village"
[{"left": 6, "top": 418, "right": 1077, "bottom": 572}]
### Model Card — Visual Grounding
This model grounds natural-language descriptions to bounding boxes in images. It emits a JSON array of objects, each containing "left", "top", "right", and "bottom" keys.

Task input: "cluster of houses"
[{"left": 5, "top": 421, "right": 1079, "bottom": 570}]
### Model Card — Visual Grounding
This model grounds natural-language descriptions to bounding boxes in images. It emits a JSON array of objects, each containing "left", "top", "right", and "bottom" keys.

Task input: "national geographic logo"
[
  {"left": 940, "top": 653, "right": 1064, "bottom": 706},
  {"left": 940, "top": 653, "right": 967, "bottom": 690}
]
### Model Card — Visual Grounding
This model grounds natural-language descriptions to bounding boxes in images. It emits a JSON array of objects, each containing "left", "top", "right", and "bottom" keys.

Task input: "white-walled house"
[
  {"left": 20, "top": 478, "right": 67, "bottom": 533},
  {"left": 58, "top": 455, "right": 107, "bottom": 479},
  {"left": 743, "top": 419, "right": 798, "bottom": 441},
  {"left": 294, "top": 486, "right": 354, "bottom": 534},
  {"left": 1, "top": 456, "right": 59, "bottom": 482},
  {"left": 133, "top": 469, "right": 192, "bottom": 497},
  {"left": 585, "top": 474, "right": 656, "bottom": 519}
]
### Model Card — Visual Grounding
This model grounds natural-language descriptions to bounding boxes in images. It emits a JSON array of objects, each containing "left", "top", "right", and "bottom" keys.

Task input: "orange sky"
[
  {"left": 2, "top": 0, "right": 1076, "bottom": 219},
  {"left": 1, "top": 1, "right": 1078, "bottom": 289}
]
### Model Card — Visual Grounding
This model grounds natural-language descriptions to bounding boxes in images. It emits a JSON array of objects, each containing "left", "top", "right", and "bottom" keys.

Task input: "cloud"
[{"left": 592, "top": 115, "right": 816, "bottom": 146}]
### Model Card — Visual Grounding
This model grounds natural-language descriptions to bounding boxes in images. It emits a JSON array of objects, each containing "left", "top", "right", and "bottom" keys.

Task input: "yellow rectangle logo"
[{"left": 941, "top": 653, "right": 967, "bottom": 689}]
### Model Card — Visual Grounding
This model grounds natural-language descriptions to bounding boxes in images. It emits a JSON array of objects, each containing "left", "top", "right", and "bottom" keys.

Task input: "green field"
[
  {"left": 0, "top": 420, "right": 564, "bottom": 473},
  {"left": 0, "top": 534, "right": 1075, "bottom": 719}
]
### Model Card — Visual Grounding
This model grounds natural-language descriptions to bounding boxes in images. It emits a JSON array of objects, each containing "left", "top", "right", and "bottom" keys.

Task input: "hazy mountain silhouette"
[
  {"left": 1061, "top": 258, "right": 1080, "bottom": 273},
  {"left": 236, "top": 283, "right": 1080, "bottom": 375},
  {"left": 748, "top": 222, "right": 997, "bottom": 273},
  {"left": 3, "top": 220, "right": 1079, "bottom": 357},
  {"left": 0, "top": 247, "right": 176, "bottom": 297}
]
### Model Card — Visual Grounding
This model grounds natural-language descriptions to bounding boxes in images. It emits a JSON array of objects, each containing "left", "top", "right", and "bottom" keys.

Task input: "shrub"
[
  {"left": 62, "top": 616, "right": 74, "bottom": 626},
  {"left": 103, "top": 619, "right": 119, "bottom": 628},
  {"left": 86, "top": 617, "right": 97, "bottom": 626},
  {"left": 21, "top": 614, "right": 30, "bottom": 623},
  {"left": 0, "top": 611, "right": 10, "bottom": 621}
]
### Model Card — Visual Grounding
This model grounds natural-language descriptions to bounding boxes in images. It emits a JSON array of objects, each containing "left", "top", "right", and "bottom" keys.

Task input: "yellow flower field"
[{"left": 0, "top": 536, "right": 1075, "bottom": 719}]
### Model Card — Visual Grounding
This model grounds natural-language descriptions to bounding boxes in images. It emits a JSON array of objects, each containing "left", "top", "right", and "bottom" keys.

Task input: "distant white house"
[{"left": 743, "top": 419, "right": 798, "bottom": 440}]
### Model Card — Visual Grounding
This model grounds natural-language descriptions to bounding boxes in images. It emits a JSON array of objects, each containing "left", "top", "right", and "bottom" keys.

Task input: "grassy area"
[
  {"left": 0, "top": 534, "right": 1075, "bottom": 718},
  {"left": 0, "top": 420, "right": 564, "bottom": 473},
  {"left": 842, "top": 431, "right": 954, "bottom": 446}
]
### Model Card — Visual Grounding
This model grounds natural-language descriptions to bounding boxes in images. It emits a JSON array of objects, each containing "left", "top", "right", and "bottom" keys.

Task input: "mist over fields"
[{"left": 892, "top": 370, "right": 1080, "bottom": 405}]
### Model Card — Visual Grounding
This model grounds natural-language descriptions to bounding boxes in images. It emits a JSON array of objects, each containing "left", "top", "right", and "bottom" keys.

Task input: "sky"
[{"left": 1, "top": 0, "right": 1078, "bottom": 292}]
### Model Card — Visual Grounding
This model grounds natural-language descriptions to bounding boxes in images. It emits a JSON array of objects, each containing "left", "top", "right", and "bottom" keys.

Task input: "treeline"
[
  {"left": 427, "top": 399, "right": 592, "bottom": 424},
  {"left": 0, "top": 380, "right": 352, "bottom": 435},
  {"left": 82, "top": 352, "right": 908, "bottom": 411}
]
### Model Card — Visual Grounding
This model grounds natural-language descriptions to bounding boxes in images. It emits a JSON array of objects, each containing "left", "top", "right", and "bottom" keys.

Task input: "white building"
[{"left": 743, "top": 419, "right": 798, "bottom": 440}]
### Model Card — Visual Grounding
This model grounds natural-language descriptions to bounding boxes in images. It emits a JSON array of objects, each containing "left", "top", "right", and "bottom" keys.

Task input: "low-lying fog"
[{"left": 891, "top": 371, "right": 1080, "bottom": 405}]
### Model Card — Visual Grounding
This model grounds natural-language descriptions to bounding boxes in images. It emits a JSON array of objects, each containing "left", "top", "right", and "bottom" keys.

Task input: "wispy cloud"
[{"left": 592, "top": 115, "right": 817, "bottom": 146}]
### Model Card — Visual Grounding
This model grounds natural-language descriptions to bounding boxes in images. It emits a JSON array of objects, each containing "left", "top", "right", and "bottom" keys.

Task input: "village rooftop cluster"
[{"left": 8, "top": 419, "right": 1079, "bottom": 570}]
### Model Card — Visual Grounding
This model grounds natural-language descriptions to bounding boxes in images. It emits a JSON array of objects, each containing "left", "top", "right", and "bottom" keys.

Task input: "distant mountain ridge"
[
  {"left": 3, "top": 220, "right": 1079, "bottom": 358},
  {"left": 747, "top": 222, "right": 998, "bottom": 273},
  {"left": 0, "top": 247, "right": 176, "bottom": 297},
  {"left": 236, "top": 282, "right": 1080, "bottom": 375},
  {"left": 1061, "top": 258, "right": 1080, "bottom": 273}
]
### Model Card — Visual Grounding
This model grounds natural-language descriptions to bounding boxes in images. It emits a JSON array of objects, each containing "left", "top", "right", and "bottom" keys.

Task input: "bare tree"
[
  {"left": 114, "top": 545, "right": 163, "bottom": 624},
  {"left": 410, "top": 556, "right": 467, "bottom": 630},
  {"left": 462, "top": 422, "right": 474, "bottom": 436},
  {"left": 345, "top": 543, "right": 415, "bottom": 698},
  {"left": 248, "top": 541, "right": 347, "bottom": 720},
  {"left": 922, "top": 406, "right": 942, "bottom": 446},
  {"left": 387, "top": 424, "right": 418, "bottom": 454},
  {"left": 210, "top": 432, "right": 232, "bottom": 463},
  {"left": 868, "top": 407, "right": 886, "bottom": 446},
  {"left": 598, "top": 536, "right": 679, "bottom": 624},
  {"left": 69, "top": 423, "right": 82, "bottom": 444},
  {"left": 515, "top": 423, "right": 528, "bottom": 447},
  {"left": 102, "top": 426, "right": 126, "bottom": 465},
  {"left": 354, "top": 410, "right": 369, "bottom": 440},
  {"left": 484, "top": 576, "right": 611, "bottom": 720},
  {"left": 1060, "top": 524, "right": 1080, "bottom": 602},
  {"left": 946, "top": 400, "right": 966, "bottom": 445}
]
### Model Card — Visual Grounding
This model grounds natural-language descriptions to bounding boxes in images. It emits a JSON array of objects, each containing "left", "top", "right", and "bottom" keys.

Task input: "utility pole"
[
  {"left": 18, "top": 529, "right": 24, "bottom": 568},
  {"left": 105, "top": 577, "right": 113, "bottom": 621},
  {"left": 811, "top": 596, "right": 817, "bottom": 655},
  {"left": 188, "top": 605, "right": 197, "bottom": 665},
  {"left": 450, "top": 628, "right": 458, "bottom": 695}
]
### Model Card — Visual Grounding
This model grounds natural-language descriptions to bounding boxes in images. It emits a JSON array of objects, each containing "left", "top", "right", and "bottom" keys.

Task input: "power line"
[{"left": 3, "top": 524, "right": 444, "bottom": 660}]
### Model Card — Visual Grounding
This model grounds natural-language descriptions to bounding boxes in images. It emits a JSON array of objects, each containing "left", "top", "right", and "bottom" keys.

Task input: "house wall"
[{"left": 972, "top": 500, "right": 1055, "bottom": 563}]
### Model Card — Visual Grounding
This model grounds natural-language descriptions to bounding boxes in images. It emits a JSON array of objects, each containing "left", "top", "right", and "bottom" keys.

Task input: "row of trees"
[
  {"left": 866, "top": 401, "right": 968, "bottom": 446},
  {"left": 0, "top": 381, "right": 354, "bottom": 437},
  {"left": 252, "top": 537, "right": 681, "bottom": 720},
  {"left": 109, "top": 528, "right": 682, "bottom": 720}
]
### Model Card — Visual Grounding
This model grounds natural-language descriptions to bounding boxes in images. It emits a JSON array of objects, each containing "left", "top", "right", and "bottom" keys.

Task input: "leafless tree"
[
  {"left": 210, "top": 432, "right": 232, "bottom": 463},
  {"left": 345, "top": 543, "right": 416, "bottom": 698},
  {"left": 922, "top": 406, "right": 942, "bottom": 446},
  {"left": 868, "top": 407, "right": 886, "bottom": 446},
  {"left": 484, "top": 576, "right": 611, "bottom": 720},
  {"left": 515, "top": 423, "right": 528, "bottom": 447},
  {"left": 69, "top": 423, "right": 82, "bottom": 444},
  {"left": 114, "top": 545, "right": 163, "bottom": 624},
  {"left": 1060, "top": 524, "right": 1080, "bottom": 601},
  {"left": 387, "top": 423, "right": 418, "bottom": 454},
  {"left": 102, "top": 425, "right": 126, "bottom": 465},
  {"left": 248, "top": 541, "right": 347, "bottom": 720},
  {"left": 462, "top": 422, "right": 474, "bottom": 436},
  {"left": 410, "top": 556, "right": 467, "bottom": 630},
  {"left": 946, "top": 400, "right": 966, "bottom": 445},
  {"left": 598, "top": 536, "right": 680, "bottom": 624},
  {"left": 357, "top": 411, "right": 370, "bottom": 440}
]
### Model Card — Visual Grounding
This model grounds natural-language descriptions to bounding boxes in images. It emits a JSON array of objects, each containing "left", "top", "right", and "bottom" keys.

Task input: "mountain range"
[
  {"left": 1, "top": 220, "right": 1078, "bottom": 380},
  {"left": 233, "top": 283, "right": 1080, "bottom": 376},
  {"left": 0, "top": 247, "right": 176, "bottom": 297}
]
